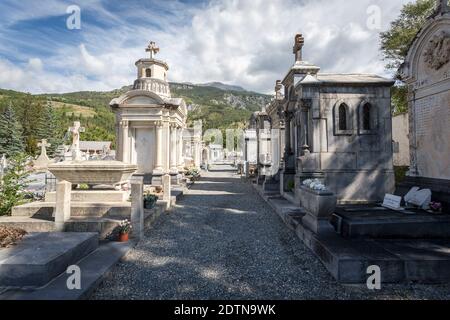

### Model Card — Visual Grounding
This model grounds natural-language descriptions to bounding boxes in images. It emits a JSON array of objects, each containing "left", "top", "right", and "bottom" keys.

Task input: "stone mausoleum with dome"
[{"left": 110, "top": 42, "right": 187, "bottom": 185}]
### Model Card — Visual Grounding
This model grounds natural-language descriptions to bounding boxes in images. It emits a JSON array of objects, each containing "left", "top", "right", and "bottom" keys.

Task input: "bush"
[
  {"left": 0, "top": 153, "right": 31, "bottom": 216},
  {"left": 394, "top": 166, "right": 409, "bottom": 184},
  {"left": 287, "top": 180, "right": 295, "bottom": 192},
  {"left": 143, "top": 193, "right": 158, "bottom": 209}
]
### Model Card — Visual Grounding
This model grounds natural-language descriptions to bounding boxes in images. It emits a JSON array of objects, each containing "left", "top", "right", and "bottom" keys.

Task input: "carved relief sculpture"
[{"left": 423, "top": 31, "right": 450, "bottom": 70}]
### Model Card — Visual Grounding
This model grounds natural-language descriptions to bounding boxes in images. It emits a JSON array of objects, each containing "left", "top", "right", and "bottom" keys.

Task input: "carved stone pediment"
[{"left": 423, "top": 31, "right": 450, "bottom": 70}]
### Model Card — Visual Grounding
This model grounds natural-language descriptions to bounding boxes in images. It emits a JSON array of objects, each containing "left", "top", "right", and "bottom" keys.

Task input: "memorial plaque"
[{"left": 382, "top": 194, "right": 403, "bottom": 210}]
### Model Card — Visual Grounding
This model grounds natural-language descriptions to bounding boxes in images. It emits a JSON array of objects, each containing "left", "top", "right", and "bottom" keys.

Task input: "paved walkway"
[{"left": 91, "top": 171, "right": 450, "bottom": 299}]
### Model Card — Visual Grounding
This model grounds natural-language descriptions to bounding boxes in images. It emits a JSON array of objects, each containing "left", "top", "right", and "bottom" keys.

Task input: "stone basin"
[{"left": 48, "top": 160, "right": 137, "bottom": 185}]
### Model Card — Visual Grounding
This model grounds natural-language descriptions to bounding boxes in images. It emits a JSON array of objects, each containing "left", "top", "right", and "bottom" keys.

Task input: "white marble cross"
[
  {"left": 68, "top": 121, "right": 85, "bottom": 161},
  {"left": 146, "top": 41, "right": 160, "bottom": 59},
  {"left": 37, "top": 139, "right": 51, "bottom": 157}
]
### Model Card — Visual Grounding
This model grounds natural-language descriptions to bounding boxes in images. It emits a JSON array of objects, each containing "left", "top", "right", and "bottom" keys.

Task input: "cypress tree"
[
  {"left": 36, "top": 101, "right": 63, "bottom": 157},
  {"left": 0, "top": 103, "right": 25, "bottom": 157}
]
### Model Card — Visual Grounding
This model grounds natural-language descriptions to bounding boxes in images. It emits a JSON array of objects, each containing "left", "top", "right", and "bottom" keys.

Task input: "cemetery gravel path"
[{"left": 91, "top": 171, "right": 450, "bottom": 300}]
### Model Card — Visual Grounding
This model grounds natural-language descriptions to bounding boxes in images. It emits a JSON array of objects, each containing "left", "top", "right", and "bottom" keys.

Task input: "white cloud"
[
  {"left": 79, "top": 44, "right": 106, "bottom": 75},
  {"left": 0, "top": 0, "right": 411, "bottom": 94},
  {"left": 27, "top": 58, "right": 43, "bottom": 72}
]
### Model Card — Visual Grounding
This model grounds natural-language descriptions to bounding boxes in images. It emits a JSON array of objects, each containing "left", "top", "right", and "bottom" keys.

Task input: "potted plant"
[
  {"left": 143, "top": 193, "right": 158, "bottom": 209},
  {"left": 117, "top": 219, "right": 132, "bottom": 242}
]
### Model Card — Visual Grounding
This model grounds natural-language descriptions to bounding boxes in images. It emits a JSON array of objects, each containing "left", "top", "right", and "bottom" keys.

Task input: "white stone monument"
[
  {"left": 68, "top": 121, "right": 85, "bottom": 161},
  {"left": 110, "top": 41, "right": 187, "bottom": 185},
  {"left": 33, "top": 139, "right": 54, "bottom": 170},
  {"left": 398, "top": 1, "right": 450, "bottom": 210}
]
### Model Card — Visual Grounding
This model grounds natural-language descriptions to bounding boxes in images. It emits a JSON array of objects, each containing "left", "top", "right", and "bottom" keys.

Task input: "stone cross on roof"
[
  {"left": 146, "top": 41, "right": 160, "bottom": 59},
  {"left": 293, "top": 34, "right": 305, "bottom": 62},
  {"left": 37, "top": 139, "right": 51, "bottom": 157},
  {"left": 69, "top": 121, "right": 85, "bottom": 161}
]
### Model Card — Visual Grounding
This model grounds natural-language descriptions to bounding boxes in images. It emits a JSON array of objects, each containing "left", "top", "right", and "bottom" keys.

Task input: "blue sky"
[{"left": 0, "top": 0, "right": 412, "bottom": 94}]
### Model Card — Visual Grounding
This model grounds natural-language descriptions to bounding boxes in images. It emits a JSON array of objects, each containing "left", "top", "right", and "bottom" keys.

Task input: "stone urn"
[{"left": 299, "top": 185, "right": 337, "bottom": 234}]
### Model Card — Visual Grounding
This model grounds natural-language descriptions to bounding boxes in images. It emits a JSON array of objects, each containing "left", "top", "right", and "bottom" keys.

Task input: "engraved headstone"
[
  {"left": 406, "top": 188, "right": 432, "bottom": 209},
  {"left": 404, "top": 186, "right": 420, "bottom": 203}
]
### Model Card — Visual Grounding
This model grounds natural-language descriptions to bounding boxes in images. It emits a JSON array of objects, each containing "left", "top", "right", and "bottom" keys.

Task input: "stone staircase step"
[
  {"left": 12, "top": 202, "right": 131, "bottom": 218},
  {"left": 1, "top": 241, "right": 133, "bottom": 300},
  {"left": 0, "top": 216, "right": 56, "bottom": 232},
  {"left": 0, "top": 232, "right": 98, "bottom": 288},
  {"left": 45, "top": 190, "right": 129, "bottom": 203}
]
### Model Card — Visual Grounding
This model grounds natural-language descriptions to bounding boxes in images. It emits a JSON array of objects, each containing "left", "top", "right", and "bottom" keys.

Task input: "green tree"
[
  {"left": 0, "top": 153, "right": 31, "bottom": 216},
  {"left": 380, "top": 0, "right": 436, "bottom": 71},
  {"left": 36, "top": 102, "right": 63, "bottom": 157},
  {"left": 0, "top": 104, "right": 25, "bottom": 157},
  {"left": 15, "top": 94, "right": 45, "bottom": 155},
  {"left": 380, "top": 0, "right": 436, "bottom": 114}
]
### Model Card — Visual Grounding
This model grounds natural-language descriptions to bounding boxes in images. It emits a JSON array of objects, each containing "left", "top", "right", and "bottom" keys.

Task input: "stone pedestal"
[
  {"left": 243, "top": 161, "right": 250, "bottom": 178},
  {"left": 280, "top": 169, "right": 295, "bottom": 195},
  {"left": 55, "top": 180, "right": 72, "bottom": 231},
  {"left": 170, "top": 173, "right": 182, "bottom": 185},
  {"left": 294, "top": 172, "right": 325, "bottom": 206},
  {"left": 162, "top": 174, "right": 171, "bottom": 208},
  {"left": 263, "top": 176, "right": 280, "bottom": 192},
  {"left": 130, "top": 176, "right": 144, "bottom": 240},
  {"left": 299, "top": 186, "right": 337, "bottom": 235}
]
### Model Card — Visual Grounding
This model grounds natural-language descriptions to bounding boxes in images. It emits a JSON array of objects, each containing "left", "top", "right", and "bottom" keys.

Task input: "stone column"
[
  {"left": 130, "top": 175, "right": 144, "bottom": 240},
  {"left": 177, "top": 127, "right": 184, "bottom": 170},
  {"left": 115, "top": 121, "right": 122, "bottom": 161},
  {"left": 121, "top": 120, "right": 129, "bottom": 163},
  {"left": 169, "top": 124, "right": 178, "bottom": 173},
  {"left": 154, "top": 121, "right": 163, "bottom": 173},
  {"left": 193, "top": 139, "right": 200, "bottom": 169},
  {"left": 55, "top": 180, "right": 71, "bottom": 231},
  {"left": 300, "top": 103, "right": 310, "bottom": 154},
  {"left": 284, "top": 112, "right": 292, "bottom": 157},
  {"left": 164, "top": 122, "right": 170, "bottom": 172}
]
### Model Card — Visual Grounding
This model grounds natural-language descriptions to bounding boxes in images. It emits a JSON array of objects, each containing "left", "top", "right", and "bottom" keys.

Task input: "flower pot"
[
  {"left": 144, "top": 200, "right": 153, "bottom": 209},
  {"left": 299, "top": 186, "right": 336, "bottom": 218},
  {"left": 119, "top": 233, "right": 129, "bottom": 242}
]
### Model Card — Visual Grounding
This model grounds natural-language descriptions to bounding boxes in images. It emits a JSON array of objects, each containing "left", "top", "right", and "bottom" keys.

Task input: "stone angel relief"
[{"left": 423, "top": 31, "right": 450, "bottom": 70}]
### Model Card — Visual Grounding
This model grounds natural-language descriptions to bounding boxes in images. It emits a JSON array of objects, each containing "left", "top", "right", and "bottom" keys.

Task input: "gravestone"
[
  {"left": 33, "top": 139, "right": 54, "bottom": 170},
  {"left": 397, "top": 3, "right": 450, "bottom": 211},
  {"left": 404, "top": 186, "right": 420, "bottom": 203},
  {"left": 406, "top": 188, "right": 432, "bottom": 209}
]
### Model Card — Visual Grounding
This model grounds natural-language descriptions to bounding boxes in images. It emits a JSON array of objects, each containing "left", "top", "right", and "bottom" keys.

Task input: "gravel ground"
[{"left": 91, "top": 170, "right": 450, "bottom": 300}]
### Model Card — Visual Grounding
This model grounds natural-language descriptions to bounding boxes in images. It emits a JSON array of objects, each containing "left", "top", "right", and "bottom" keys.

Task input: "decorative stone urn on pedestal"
[{"left": 299, "top": 185, "right": 337, "bottom": 235}]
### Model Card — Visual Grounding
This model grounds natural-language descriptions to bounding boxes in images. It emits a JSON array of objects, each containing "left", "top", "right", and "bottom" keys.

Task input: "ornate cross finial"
[
  {"left": 37, "top": 139, "right": 51, "bottom": 157},
  {"left": 293, "top": 34, "right": 305, "bottom": 62},
  {"left": 146, "top": 41, "right": 160, "bottom": 59},
  {"left": 438, "top": 0, "right": 450, "bottom": 13}
]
